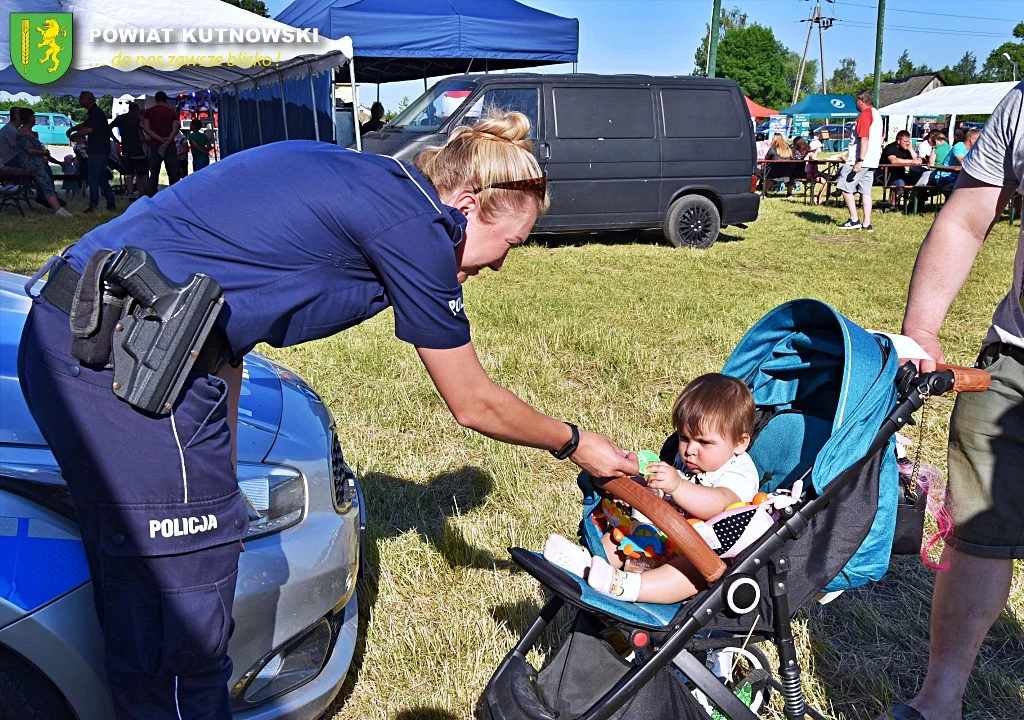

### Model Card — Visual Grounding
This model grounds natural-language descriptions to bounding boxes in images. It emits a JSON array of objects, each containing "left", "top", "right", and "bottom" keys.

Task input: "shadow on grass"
[
  {"left": 490, "top": 598, "right": 544, "bottom": 640},
  {"left": 530, "top": 229, "right": 666, "bottom": 249},
  {"left": 324, "top": 466, "right": 508, "bottom": 717},
  {"left": 530, "top": 227, "right": 745, "bottom": 249},
  {"left": 803, "top": 556, "right": 1024, "bottom": 719},
  {"left": 795, "top": 211, "right": 838, "bottom": 225},
  {"left": 392, "top": 709, "right": 460, "bottom": 720}
]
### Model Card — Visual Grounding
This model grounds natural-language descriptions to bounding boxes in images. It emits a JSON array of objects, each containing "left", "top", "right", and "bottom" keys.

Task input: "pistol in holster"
[{"left": 49, "top": 246, "right": 225, "bottom": 415}]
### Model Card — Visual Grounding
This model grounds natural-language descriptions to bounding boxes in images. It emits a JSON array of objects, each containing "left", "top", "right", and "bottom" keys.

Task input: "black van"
[{"left": 357, "top": 74, "right": 760, "bottom": 249}]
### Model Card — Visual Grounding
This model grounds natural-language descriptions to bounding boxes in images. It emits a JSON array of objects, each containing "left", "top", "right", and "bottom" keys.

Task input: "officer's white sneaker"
[{"left": 55, "top": 207, "right": 73, "bottom": 218}]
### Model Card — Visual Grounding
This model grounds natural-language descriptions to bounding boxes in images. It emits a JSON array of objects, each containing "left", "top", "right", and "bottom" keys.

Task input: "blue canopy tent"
[
  {"left": 274, "top": 0, "right": 579, "bottom": 84},
  {"left": 778, "top": 94, "right": 859, "bottom": 118}
]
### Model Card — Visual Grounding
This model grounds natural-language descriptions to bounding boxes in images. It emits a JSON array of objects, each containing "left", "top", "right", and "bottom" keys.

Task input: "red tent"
[{"left": 745, "top": 96, "right": 778, "bottom": 117}]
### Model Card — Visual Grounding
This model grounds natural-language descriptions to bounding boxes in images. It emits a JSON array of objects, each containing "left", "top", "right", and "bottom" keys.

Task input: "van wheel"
[
  {"left": 0, "top": 647, "right": 73, "bottom": 720},
  {"left": 664, "top": 195, "right": 720, "bottom": 249}
]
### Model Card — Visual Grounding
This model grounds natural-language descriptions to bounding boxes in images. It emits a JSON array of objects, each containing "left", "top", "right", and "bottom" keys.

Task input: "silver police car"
[{"left": 0, "top": 270, "right": 364, "bottom": 719}]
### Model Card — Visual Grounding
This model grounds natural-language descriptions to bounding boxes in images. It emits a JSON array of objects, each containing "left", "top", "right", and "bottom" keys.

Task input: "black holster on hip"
[{"left": 42, "top": 246, "right": 225, "bottom": 415}]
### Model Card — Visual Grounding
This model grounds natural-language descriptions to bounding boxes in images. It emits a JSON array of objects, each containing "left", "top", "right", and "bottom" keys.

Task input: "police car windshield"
[{"left": 387, "top": 79, "right": 478, "bottom": 132}]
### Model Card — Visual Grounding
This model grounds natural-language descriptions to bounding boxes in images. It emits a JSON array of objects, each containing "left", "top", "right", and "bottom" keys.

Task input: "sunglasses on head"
[{"left": 474, "top": 172, "right": 547, "bottom": 197}]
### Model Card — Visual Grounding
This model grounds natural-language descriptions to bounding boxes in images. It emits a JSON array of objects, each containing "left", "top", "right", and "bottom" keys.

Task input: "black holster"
[{"left": 41, "top": 247, "right": 225, "bottom": 415}]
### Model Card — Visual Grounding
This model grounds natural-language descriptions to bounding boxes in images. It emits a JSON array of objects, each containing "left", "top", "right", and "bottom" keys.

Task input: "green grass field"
[{"left": 2, "top": 192, "right": 1021, "bottom": 719}]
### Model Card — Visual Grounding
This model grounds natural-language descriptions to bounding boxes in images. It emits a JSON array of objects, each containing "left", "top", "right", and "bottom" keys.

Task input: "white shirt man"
[{"left": 836, "top": 91, "right": 883, "bottom": 231}]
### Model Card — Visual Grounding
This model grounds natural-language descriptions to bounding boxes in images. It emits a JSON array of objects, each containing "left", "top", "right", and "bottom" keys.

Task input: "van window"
[
  {"left": 553, "top": 87, "right": 654, "bottom": 140},
  {"left": 388, "top": 78, "right": 478, "bottom": 133},
  {"left": 36, "top": 115, "right": 51, "bottom": 126},
  {"left": 459, "top": 88, "right": 539, "bottom": 138},
  {"left": 53, "top": 115, "right": 71, "bottom": 127},
  {"left": 661, "top": 89, "right": 742, "bottom": 138}
]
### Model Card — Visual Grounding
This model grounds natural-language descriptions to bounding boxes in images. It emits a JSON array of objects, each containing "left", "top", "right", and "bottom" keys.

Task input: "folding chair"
[{"left": 0, "top": 167, "right": 34, "bottom": 217}]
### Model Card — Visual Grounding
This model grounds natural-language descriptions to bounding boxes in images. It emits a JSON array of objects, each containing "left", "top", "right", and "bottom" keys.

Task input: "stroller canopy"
[
  {"left": 723, "top": 300, "right": 901, "bottom": 591},
  {"left": 722, "top": 299, "right": 898, "bottom": 495}
]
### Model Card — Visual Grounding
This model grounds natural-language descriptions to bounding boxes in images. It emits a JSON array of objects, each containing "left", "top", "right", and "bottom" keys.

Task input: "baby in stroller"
[{"left": 544, "top": 373, "right": 774, "bottom": 604}]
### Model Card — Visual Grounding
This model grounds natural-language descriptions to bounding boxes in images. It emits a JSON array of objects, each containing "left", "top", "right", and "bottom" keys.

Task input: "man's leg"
[
  {"left": 98, "top": 157, "right": 115, "bottom": 210},
  {"left": 860, "top": 174, "right": 876, "bottom": 225},
  {"left": 148, "top": 149, "right": 161, "bottom": 196},
  {"left": 907, "top": 548, "right": 1012, "bottom": 720},
  {"left": 843, "top": 191, "right": 859, "bottom": 222},
  {"left": 165, "top": 152, "right": 180, "bottom": 185},
  {"left": 87, "top": 153, "right": 102, "bottom": 209},
  {"left": 895, "top": 349, "right": 1024, "bottom": 719}
]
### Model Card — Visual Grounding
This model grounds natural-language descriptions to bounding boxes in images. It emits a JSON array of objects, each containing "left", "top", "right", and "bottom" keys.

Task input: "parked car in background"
[
  {"left": 0, "top": 111, "right": 74, "bottom": 146},
  {"left": 357, "top": 73, "right": 760, "bottom": 249},
  {"left": 0, "top": 270, "right": 365, "bottom": 720}
]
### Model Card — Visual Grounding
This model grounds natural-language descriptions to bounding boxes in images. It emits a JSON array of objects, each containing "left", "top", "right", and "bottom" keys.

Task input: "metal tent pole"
[
  {"left": 234, "top": 83, "right": 245, "bottom": 151},
  {"left": 307, "top": 63, "right": 320, "bottom": 142},
  {"left": 349, "top": 58, "right": 361, "bottom": 151},
  {"left": 254, "top": 78, "right": 264, "bottom": 146},
  {"left": 211, "top": 91, "right": 220, "bottom": 161},
  {"left": 277, "top": 71, "right": 289, "bottom": 140}
]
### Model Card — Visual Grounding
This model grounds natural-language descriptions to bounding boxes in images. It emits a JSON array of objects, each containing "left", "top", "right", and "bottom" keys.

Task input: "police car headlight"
[{"left": 237, "top": 464, "right": 305, "bottom": 538}]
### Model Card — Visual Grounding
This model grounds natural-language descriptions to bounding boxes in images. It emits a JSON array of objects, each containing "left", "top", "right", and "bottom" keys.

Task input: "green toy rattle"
[{"left": 636, "top": 450, "right": 660, "bottom": 476}]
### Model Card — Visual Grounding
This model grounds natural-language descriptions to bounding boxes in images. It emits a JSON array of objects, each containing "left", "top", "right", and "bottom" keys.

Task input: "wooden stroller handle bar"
[
  {"left": 935, "top": 364, "right": 991, "bottom": 393},
  {"left": 599, "top": 477, "right": 727, "bottom": 583}
]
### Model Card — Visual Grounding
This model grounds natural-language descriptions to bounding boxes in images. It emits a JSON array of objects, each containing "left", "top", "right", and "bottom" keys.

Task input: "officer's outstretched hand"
[{"left": 571, "top": 429, "right": 639, "bottom": 478}]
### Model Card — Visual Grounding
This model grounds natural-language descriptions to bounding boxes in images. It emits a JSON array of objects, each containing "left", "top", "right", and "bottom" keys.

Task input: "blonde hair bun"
[
  {"left": 470, "top": 112, "right": 532, "bottom": 147},
  {"left": 413, "top": 109, "right": 549, "bottom": 221}
]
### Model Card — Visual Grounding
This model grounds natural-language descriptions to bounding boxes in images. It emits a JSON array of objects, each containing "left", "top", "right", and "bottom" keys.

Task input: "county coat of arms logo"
[{"left": 9, "top": 13, "right": 73, "bottom": 84}]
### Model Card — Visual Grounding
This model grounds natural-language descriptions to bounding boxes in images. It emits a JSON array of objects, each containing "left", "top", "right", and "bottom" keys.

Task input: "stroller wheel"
[{"left": 694, "top": 645, "right": 771, "bottom": 717}]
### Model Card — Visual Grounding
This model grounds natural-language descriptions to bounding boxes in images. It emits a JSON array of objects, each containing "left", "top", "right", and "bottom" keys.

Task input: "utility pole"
[
  {"left": 818, "top": 4, "right": 828, "bottom": 92},
  {"left": 873, "top": 0, "right": 886, "bottom": 103},
  {"left": 792, "top": 3, "right": 816, "bottom": 105},
  {"left": 707, "top": 0, "right": 722, "bottom": 77},
  {"left": 794, "top": 3, "right": 833, "bottom": 104}
]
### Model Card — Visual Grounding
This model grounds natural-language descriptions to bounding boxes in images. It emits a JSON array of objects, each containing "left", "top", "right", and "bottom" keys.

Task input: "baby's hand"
[{"left": 644, "top": 462, "right": 683, "bottom": 497}]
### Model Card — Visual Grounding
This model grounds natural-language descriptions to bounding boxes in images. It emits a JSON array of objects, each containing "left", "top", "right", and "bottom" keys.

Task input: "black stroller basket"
[{"left": 483, "top": 364, "right": 988, "bottom": 720}]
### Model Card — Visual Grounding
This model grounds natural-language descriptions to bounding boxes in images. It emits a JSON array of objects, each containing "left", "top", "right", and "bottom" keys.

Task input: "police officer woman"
[{"left": 18, "top": 111, "right": 638, "bottom": 719}]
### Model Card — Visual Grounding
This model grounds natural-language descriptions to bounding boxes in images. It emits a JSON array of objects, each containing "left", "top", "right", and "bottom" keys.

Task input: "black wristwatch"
[{"left": 550, "top": 422, "right": 580, "bottom": 460}]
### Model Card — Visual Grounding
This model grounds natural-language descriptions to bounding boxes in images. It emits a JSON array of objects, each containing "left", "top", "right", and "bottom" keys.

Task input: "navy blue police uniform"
[{"left": 18, "top": 141, "right": 469, "bottom": 718}]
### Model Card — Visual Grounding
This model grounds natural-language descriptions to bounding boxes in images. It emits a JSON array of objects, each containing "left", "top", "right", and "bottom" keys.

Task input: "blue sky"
[{"left": 264, "top": 0, "right": 1023, "bottom": 112}]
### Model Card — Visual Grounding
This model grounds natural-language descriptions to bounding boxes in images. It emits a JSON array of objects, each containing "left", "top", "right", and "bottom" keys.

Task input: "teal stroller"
[{"left": 483, "top": 299, "right": 989, "bottom": 720}]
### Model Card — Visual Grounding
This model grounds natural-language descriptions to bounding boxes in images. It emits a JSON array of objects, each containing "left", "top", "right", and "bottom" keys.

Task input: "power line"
[
  {"left": 836, "top": 1, "right": 1020, "bottom": 23},
  {"left": 835, "top": 20, "right": 1016, "bottom": 39}
]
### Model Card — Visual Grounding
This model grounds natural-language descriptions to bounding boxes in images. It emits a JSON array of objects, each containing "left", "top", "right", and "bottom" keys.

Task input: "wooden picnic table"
[{"left": 786, "top": 159, "right": 961, "bottom": 213}]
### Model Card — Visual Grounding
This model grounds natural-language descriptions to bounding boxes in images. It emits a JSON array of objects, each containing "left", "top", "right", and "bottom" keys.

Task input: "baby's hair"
[{"left": 671, "top": 373, "right": 754, "bottom": 443}]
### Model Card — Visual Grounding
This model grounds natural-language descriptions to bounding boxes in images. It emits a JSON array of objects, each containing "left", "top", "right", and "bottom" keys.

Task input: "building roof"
[{"left": 878, "top": 73, "right": 944, "bottom": 107}]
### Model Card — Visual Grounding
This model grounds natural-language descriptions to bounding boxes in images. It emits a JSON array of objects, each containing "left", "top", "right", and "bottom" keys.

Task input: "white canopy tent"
[
  {"left": 0, "top": 0, "right": 360, "bottom": 152},
  {"left": 878, "top": 81, "right": 1018, "bottom": 137}
]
